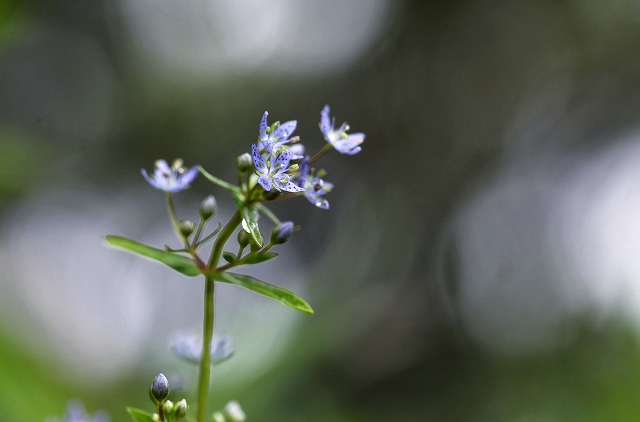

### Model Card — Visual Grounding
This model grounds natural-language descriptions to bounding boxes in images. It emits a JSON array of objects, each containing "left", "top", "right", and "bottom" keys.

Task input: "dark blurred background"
[{"left": 4, "top": 0, "right": 640, "bottom": 420}]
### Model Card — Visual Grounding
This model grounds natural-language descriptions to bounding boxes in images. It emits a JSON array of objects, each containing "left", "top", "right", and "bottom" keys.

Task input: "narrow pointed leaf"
[
  {"left": 215, "top": 272, "right": 313, "bottom": 314},
  {"left": 242, "top": 252, "right": 278, "bottom": 265},
  {"left": 126, "top": 408, "right": 155, "bottom": 422},
  {"left": 105, "top": 235, "right": 201, "bottom": 277}
]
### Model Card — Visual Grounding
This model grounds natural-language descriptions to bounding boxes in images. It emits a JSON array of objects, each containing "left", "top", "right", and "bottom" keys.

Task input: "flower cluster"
[
  {"left": 141, "top": 105, "right": 365, "bottom": 210},
  {"left": 248, "top": 106, "right": 365, "bottom": 207}
]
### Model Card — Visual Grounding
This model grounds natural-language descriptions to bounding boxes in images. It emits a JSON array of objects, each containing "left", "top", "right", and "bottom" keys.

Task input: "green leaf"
[
  {"left": 215, "top": 272, "right": 313, "bottom": 314},
  {"left": 126, "top": 407, "right": 155, "bottom": 422},
  {"left": 222, "top": 252, "right": 237, "bottom": 264},
  {"left": 234, "top": 199, "right": 263, "bottom": 247},
  {"left": 242, "top": 252, "right": 278, "bottom": 265},
  {"left": 104, "top": 235, "right": 201, "bottom": 277}
]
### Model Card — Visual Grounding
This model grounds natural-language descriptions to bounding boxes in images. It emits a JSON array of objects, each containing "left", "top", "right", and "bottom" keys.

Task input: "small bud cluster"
[{"left": 149, "top": 374, "right": 189, "bottom": 421}]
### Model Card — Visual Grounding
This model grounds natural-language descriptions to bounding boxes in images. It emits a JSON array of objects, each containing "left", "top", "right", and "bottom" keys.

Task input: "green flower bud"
[
  {"left": 236, "top": 153, "right": 253, "bottom": 173},
  {"left": 179, "top": 220, "right": 196, "bottom": 237},
  {"left": 162, "top": 400, "right": 174, "bottom": 417},
  {"left": 271, "top": 221, "right": 294, "bottom": 245},
  {"left": 173, "top": 399, "right": 188, "bottom": 420},
  {"left": 224, "top": 401, "right": 246, "bottom": 422},
  {"left": 199, "top": 195, "right": 218, "bottom": 220},
  {"left": 211, "top": 411, "right": 225, "bottom": 422},
  {"left": 237, "top": 229, "right": 250, "bottom": 248},
  {"left": 150, "top": 373, "right": 170, "bottom": 403}
]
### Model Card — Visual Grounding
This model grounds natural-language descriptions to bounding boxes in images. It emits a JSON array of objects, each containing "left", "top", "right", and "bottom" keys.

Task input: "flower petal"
[
  {"left": 320, "top": 105, "right": 332, "bottom": 136},
  {"left": 141, "top": 168, "right": 163, "bottom": 190},
  {"left": 273, "top": 120, "right": 296, "bottom": 140},
  {"left": 321, "top": 180, "right": 334, "bottom": 192},
  {"left": 313, "top": 197, "right": 330, "bottom": 209},
  {"left": 252, "top": 144, "right": 268, "bottom": 173},
  {"left": 180, "top": 165, "right": 199, "bottom": 186},
  {"left": 289, "top": 143, "right": 305, "bottom": 159},
  {"left": 333, "top": 137, "right": 363, "bottom": 155},
  {"left": 279, "top": 181, "right": 304, "bottom": 192},
  {"left": 258, "top": 175, "right": 272, "bottom": 191},
  {"left": 348, "top": 132, "right": 365, "bottom": 145},
  {"left": 155, "top": 159, "right": 171, "bottom": 174},
  {"left": 262, "top": 139, "right": 274, "bottom": 154},
  {"left": 259, "top": 111, "right": 269, "bottom": 140},
  {"left": 273, "top": 149, "right": 293, "bottom": 171}
]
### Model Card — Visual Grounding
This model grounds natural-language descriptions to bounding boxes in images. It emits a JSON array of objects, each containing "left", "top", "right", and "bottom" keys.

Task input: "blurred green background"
[{"left": 5, "top": 0, "right": 640, "bottom": 420}]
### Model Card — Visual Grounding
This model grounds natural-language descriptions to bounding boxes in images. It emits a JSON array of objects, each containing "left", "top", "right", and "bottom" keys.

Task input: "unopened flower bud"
[
  {"left": 237, "top": 229, "right": 250, "bottom": 248},
  {"left": 173, "top": 399, "right": 188, "bottom": 420},
  {"left": 199, "top": 195, "right": 217, "bottom": 220},
  {"left": 162, "top": 400, "right": 174, "bottom": 416},
  {"left": 150, "top": 373, "right": 170, "bottom": 403},
  {"left": 271, "top": 221, "right": 294, "bottom": 245},
  {"left": 224, "top": 401, "right": 246, "bottom": 422},
  {"left": 212, "top": 411, "right": 225, "bottom": 422},
  {"left": 236, "top": 153, "right": 252, "bottom": 173},
  {"left": 179, "top": 220, "right": 196, "bottom": 237}
]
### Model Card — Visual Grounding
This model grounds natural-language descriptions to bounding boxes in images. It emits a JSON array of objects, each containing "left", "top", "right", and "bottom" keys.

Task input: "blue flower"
[
  {"left": 45, "top": 400, "right": 110, "bottom": 422},
  {"left": 297, "top": 156, "right": 333, "bottom": 209},
  {"left": 258, "top": 111, "right": 302, "bottom": 157},
  {"left": 252, "top": 144, "right": 304, "bottom": 193},
  {"left": 169, "top": 332, "right": 235, "bottom": 365},
  {"left": 319, "top": 105, "right": 365, "bottom": 155},
  {"left": 141, "top": 159, "right": 199, "bottom": 192}
]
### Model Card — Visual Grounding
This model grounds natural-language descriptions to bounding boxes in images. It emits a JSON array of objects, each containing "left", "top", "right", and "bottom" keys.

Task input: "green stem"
[
  {"left": 196, "top": 211, "right": 243, "bottom": 422},
  {"left": 196, "top": 274, "right": 215, "bottom": 422},
  {"left": 255, "top": 203, "right": 280, "bottom": 225},
  {"left": 308, "top": 143, "right": 333, "bottom": 164},
  {"left": 192, "top": 216, "right": 206, "bottom": 246},
  {"left": 166, "top": 193, "right": 185, "bottom": 243},
  {"left": 207, "top": 211, "right": 242, "bottom": 269},
  {"left": 157, "top": 401, "right": 165, "bottom": 421},
  {"left": 167, "top": 193, "right": 207, "bottom": 271}
]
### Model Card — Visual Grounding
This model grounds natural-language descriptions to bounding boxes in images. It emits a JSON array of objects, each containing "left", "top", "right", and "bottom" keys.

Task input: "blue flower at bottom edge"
[
  {"left": 45, "top": 400, "right": 109, "bottom": 422},
  {"left": 298, "top": 156, "right": 333, "bottom": 209},
  {"left": 141, "top": 159, "right": 199, "bottom": 192},
  {"left": 252, "top": 144, "right": 304, "bottom": 192},
  {"left": 319, "top": 105, "right": 365, "bottom": 155}
]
